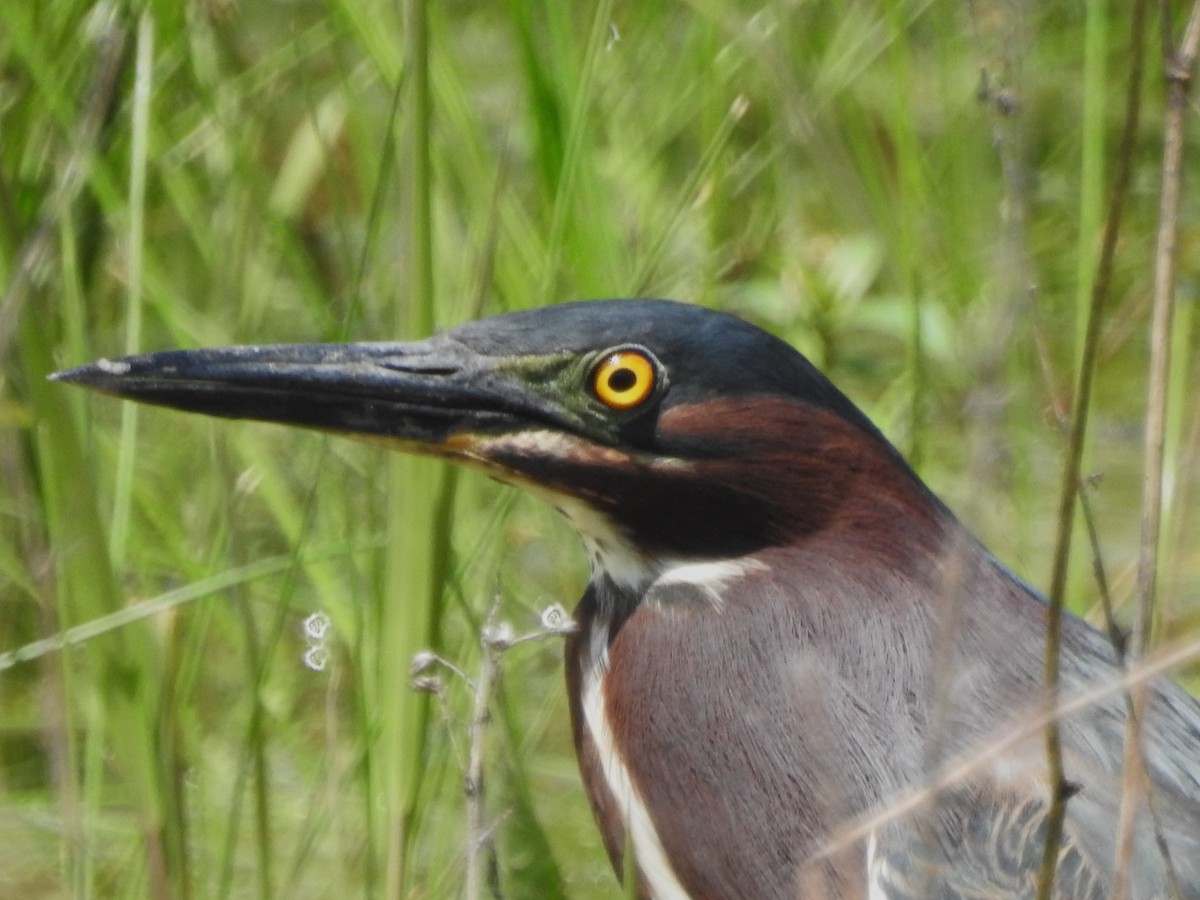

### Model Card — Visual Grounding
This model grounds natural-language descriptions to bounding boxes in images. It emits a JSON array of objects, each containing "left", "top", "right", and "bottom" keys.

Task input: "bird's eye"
[{"left": 590, "top": 349, "right": 656, "bottom": 411}]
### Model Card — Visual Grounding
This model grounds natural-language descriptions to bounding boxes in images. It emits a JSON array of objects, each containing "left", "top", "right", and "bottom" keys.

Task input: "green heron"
[{"left": 54, "top": 299, "right": 1200, "bottom": 897}]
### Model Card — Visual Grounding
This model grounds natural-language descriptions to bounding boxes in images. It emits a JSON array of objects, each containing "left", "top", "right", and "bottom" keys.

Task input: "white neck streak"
[{"left": 580, "top": 623, "right": 692, "bottom": 900}]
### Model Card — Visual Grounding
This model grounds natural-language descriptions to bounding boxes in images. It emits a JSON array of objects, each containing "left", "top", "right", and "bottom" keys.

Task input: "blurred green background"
[{"left": 2, "top": 0, "right": 1198, "bottom": 897}]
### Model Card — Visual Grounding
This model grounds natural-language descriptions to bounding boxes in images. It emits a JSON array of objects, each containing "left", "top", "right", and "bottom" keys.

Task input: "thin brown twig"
[
  {"left": 1080, "top": 473, "right": 1184, "bottom": 896},
  {"left": 1111, "top": 3, "right": 1200, "bottom": 896},
  {"left": 1076, "top": 477, "right": 1126, "bottom": 662},
  {"left": 1036, "top": 1, "right": 1150, "bottom": 895}
]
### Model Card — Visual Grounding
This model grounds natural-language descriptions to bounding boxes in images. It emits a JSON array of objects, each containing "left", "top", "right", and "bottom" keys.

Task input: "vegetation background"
[{"left": 2, "top": 0, "right": 1198, "bottom": 897}]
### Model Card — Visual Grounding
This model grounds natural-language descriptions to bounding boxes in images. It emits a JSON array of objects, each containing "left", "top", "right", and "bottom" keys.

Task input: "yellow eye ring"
[{"left": 591, "top": 349, "right": 657, "bottom": 411}]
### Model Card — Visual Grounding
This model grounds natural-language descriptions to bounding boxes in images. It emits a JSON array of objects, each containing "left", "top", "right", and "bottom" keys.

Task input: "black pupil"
[{"left": 607, "top": 367, "right": 638, "bottom": 393}]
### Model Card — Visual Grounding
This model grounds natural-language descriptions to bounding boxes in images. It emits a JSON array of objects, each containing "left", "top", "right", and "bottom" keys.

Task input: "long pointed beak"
[{"left": 50, "top": 338, "right": 548, "bottom": 449}]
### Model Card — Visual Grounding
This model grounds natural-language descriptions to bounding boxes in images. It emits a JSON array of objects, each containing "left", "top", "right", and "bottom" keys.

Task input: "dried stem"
[
  {"left": 411, "top": 603, "right": 575, "bottom": 900},
  {"left": 1036, "top": 2, "right": 1150, "bottom": 895},
  {"left": 1111, "top": 3, "right": 1200, "bottom": 896},
  {"left": 1077, "top": 478, "right": 1126, "bottom": 662},
  {"left": 464, "top": 596, "right": 504, "bottom": 900}
]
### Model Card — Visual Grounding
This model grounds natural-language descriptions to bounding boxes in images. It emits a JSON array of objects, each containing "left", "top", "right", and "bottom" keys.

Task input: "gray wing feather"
[{"left": 869, "top": 788, "right": 1107, "bottom": 899}]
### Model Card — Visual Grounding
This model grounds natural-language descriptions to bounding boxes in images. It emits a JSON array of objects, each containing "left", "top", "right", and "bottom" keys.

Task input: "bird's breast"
[{"left": 564, "top": 559, "right": 874, "bottom": 899}]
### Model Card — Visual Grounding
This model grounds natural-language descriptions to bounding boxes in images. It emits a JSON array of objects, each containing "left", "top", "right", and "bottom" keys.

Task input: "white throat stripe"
[{"left": 581, "top": 634, "right": 691, "bottom": 900}]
